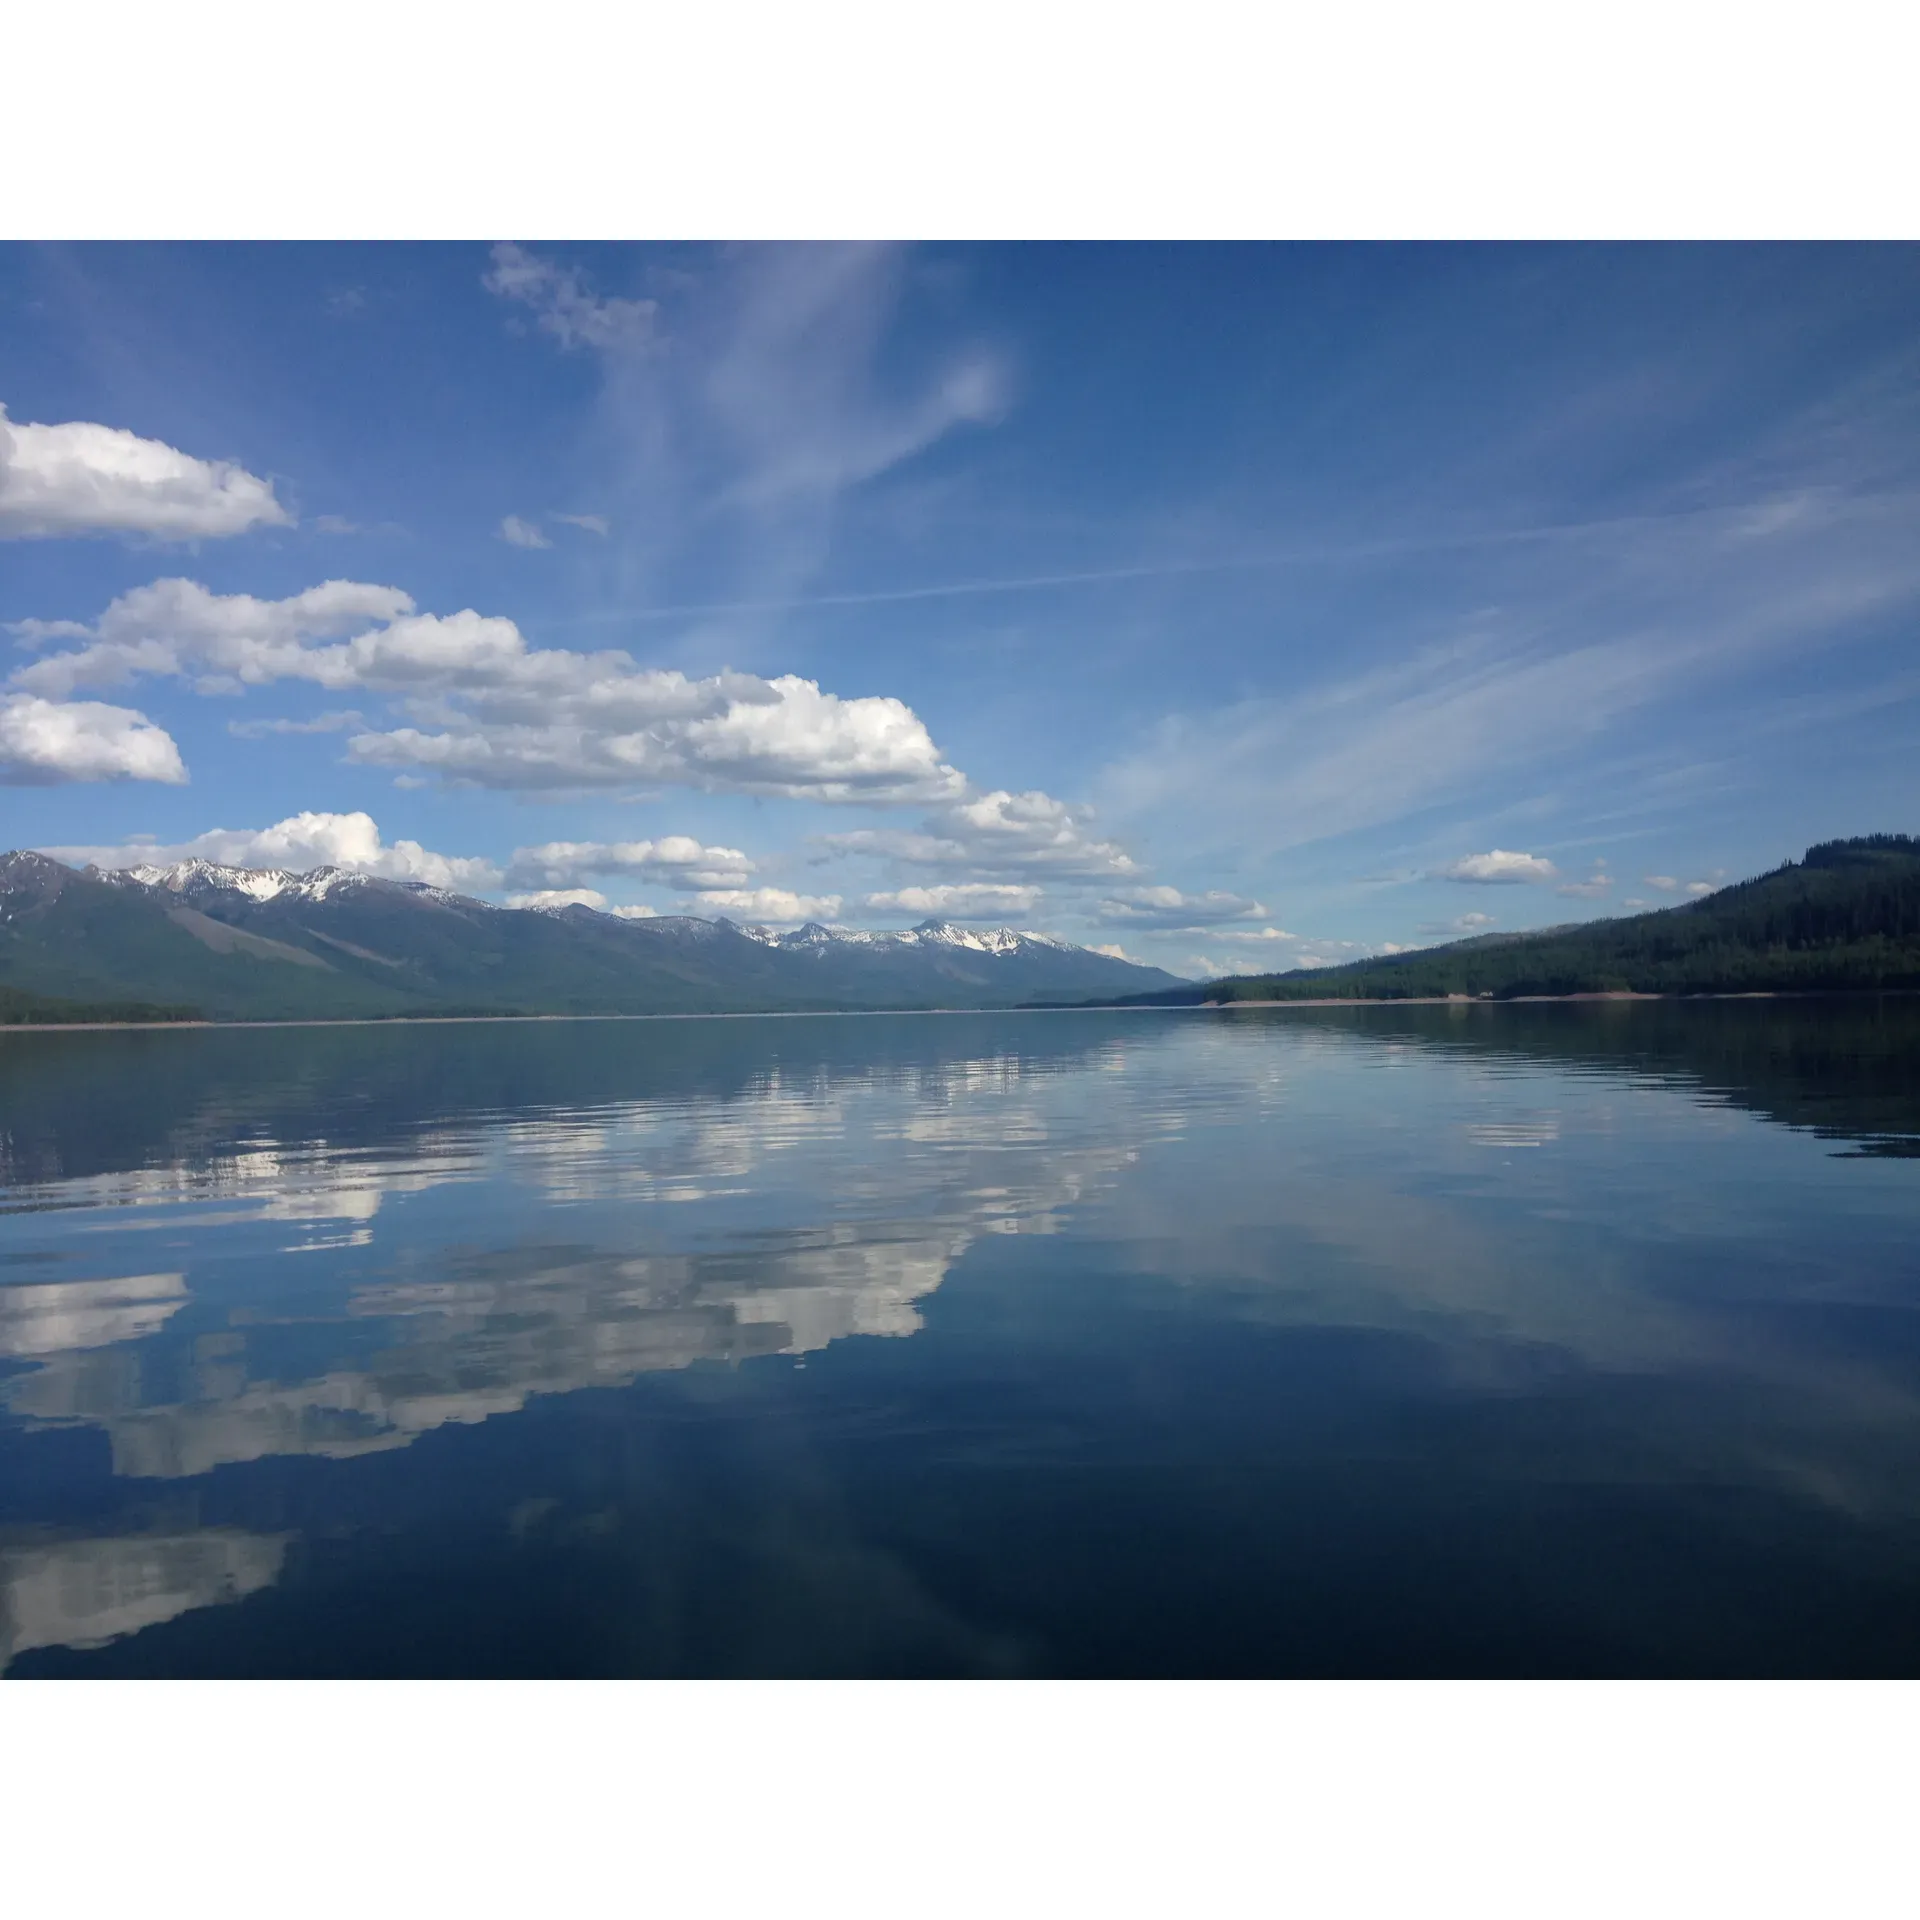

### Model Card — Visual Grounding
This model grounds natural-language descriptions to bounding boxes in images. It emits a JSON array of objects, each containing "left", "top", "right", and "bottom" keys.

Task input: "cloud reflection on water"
[
  {"left": 0, "top": 1036, "right": 1155, "bottom": 1659},
  {"left": 2, "top": 1002, "right": 1917, "bottom": 1674}
]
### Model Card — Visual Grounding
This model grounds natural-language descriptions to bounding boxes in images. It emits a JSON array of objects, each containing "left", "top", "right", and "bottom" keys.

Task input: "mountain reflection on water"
[{"left": 3, "top": 1000, "right": 1919, "bottom": 1677}]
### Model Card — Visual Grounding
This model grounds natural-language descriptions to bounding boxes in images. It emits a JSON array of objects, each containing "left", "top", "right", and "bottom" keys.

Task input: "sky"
[{"left": 2, "top": 240, "right": 1916, "bottom": 978}]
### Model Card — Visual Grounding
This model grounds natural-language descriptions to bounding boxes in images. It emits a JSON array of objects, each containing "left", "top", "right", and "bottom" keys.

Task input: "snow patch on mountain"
[
  {"left": 742, "top": 917, "right": 1076, "bottom": 957},
  {"left": 100, "top": 861, "right": 1123, "bottom": 963},
  {"left": 100, "top": 858, "right": 501, "bottom": 911}
]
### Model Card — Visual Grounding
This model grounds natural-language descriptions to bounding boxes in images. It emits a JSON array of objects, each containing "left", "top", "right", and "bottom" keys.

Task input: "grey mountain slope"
[{"left": 0, "top": 853, "right": 1184, "bottom": 1019}]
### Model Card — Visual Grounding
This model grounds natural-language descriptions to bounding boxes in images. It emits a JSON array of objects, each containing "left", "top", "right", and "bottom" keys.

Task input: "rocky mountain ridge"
[{"left": 0, "top": 851, "right": 1183, "bottom": 1020}]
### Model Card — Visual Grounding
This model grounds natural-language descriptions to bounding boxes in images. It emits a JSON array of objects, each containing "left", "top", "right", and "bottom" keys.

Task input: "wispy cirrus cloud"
[
  {"left": 485, "top": 243, "right": 660, "bottom": 353},
  {"left": 1095, "top": 885, "right": 1267, "bottom": 928},
  {"left": 483, "top": 242, "right": 1008, "bottom": 627},
  {"left": 1097, "top": 483, "right": 1920, "bottom": 868},
  {"left": 497, "top": 514, "right": 551, "bottom": 549}
]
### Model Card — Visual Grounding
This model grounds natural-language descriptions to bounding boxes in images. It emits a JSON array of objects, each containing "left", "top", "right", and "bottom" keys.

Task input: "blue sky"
[{"left": 2, "top": 241, "right": 1916, "bottom": 976}]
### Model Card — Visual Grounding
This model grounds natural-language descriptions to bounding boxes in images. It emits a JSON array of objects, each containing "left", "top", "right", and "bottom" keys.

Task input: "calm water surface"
[{"left": 3, "top": 1001, "right": 1918, "bottom": 1677}]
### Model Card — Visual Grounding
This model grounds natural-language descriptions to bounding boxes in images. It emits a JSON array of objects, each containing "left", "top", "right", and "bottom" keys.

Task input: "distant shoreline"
[
  {"left": 0, "top": 1006, "right": 1185, "bottom": 1034},
  {"left": 2, "top": 986, "right": 1911, "bottom": 1034},
  {"left": 1205, "top": 991, "right": 1671, "bottom": 1009},
  {"left": 1197, "top": 988, "right": 1920, "bottom": 1009}
]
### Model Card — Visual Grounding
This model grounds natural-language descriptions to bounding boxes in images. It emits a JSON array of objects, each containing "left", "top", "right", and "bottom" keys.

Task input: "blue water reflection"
[{"left": 3, "top": 1001, "right": 1918, "bottom": 1675}]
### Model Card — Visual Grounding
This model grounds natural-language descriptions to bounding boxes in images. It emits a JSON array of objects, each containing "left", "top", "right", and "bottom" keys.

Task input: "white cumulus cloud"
[
  {"left": 503, "top": 836, "right": 755, "bottom": 892},
  {"left": 1433, "top": 849, "right": 1560, "bottom": 884},
  {"left": 12, "top": 578, "right": 965, "bottom": 803},
  {"left": 0, "top": 694, "right": 186, "bottom": 785},
  {"left": 0, "top": 402, "right": 289, "bottom": 541},
  {"left": 695, "top": 887, "right": 843, "bottom": 925},
  {"left": 821, "top": 788, "right": 1139, "bottom": 883},
  {"left": 45, "top": 811, "right": 499, "bottom": 890},
  {"left": 10, "top": 578, "right": 415, "bottom": 696},
  {"left": 863, "top": 883, "right": 1043, "bottom": 919}
]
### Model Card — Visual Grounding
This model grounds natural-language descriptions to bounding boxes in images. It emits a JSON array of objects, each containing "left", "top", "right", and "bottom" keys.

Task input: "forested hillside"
[{"left": 1122, "top": 836, "right": 1920, "bottom": 1004}]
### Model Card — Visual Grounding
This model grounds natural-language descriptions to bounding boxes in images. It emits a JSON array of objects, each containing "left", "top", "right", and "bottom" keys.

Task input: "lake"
[{"left": 3, "top": 999, "right": 1919, "bottom": 1677}]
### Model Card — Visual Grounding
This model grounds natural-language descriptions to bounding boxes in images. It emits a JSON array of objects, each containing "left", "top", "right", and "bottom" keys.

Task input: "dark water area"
[{"left": 3, "top": 998, "right": 1919, "bottom": 1678}]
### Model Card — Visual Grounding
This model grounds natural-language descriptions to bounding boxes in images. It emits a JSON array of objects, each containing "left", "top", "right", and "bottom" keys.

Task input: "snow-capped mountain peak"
[
  {"left": 732, "top": 917, "right": 1075, "bottom": 957},
  {"left": 106, "top": 859, "right": 385, "bottom": 904},
  {"left": 89, "top": 860, "right": 1129, "bottom": 972},
  {"left": 97, "top": 863, "right": 1081, "bottom": 955},
  {"left": 0, "top": 850, "right": 1188, "bottom": 1015},
  {"left": 698, "top": 916, "right": 1078, "bottom": 956}
]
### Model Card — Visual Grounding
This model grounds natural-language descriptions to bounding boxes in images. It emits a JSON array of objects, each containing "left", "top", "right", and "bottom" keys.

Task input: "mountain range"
[{"left": 0, "top": 852, "right": 1184, "bottom": 1022}]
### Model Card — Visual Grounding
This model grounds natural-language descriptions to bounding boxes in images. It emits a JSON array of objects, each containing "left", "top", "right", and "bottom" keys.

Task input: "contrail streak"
[{"left": 546, "top": 492, "right": 1895, "bottom": 628}]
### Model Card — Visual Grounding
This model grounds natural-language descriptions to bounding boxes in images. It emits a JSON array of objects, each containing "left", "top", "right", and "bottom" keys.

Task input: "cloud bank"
[{"left": 11, "top": 577, "right": 966, "bottom": 802}]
